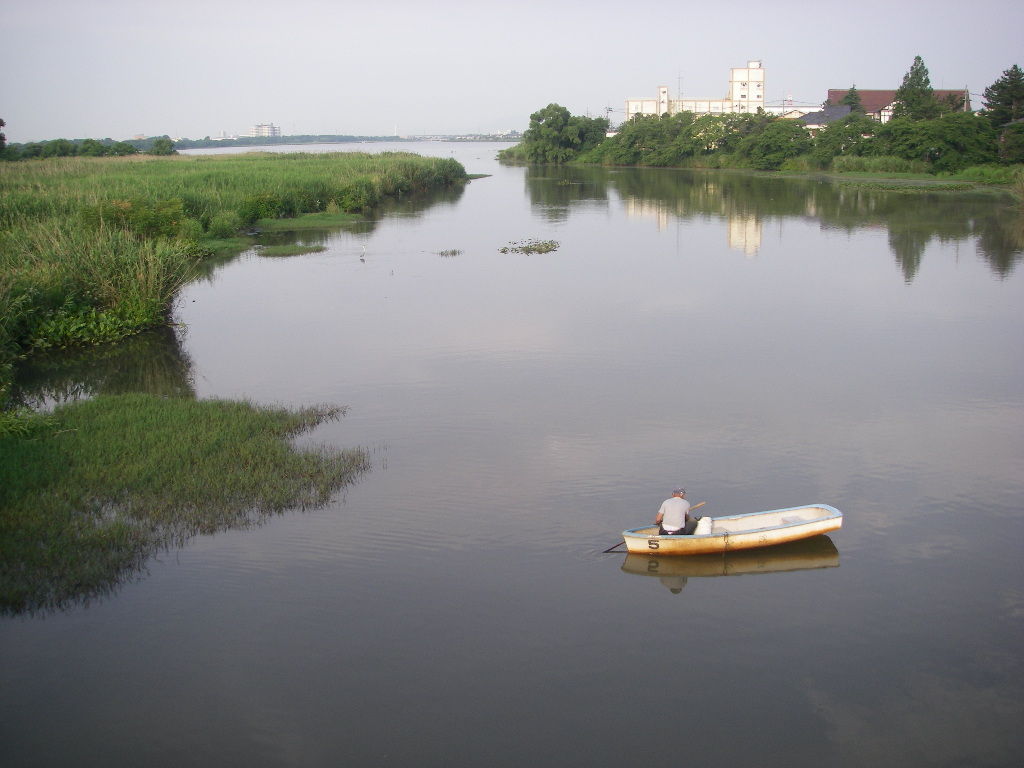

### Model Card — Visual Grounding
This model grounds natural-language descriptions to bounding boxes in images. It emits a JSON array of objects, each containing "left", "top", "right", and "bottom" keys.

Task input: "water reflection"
[
  {"left": 9, "top": 324, "right": 194, "bottom": 410},
  {"left": 620, "top": 536, "right": 840, "bottom": 594},
  {"left": 522, "top": 165, "right": 611, "bottom": 222},
  {"left": 522, "top": 166, "right": 1024, "bottom": 279}
]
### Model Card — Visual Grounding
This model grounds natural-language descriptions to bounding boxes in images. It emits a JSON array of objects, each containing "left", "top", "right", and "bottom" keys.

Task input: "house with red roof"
[{"left": 826, "top": 89, "right": 971, "bottom": 123}]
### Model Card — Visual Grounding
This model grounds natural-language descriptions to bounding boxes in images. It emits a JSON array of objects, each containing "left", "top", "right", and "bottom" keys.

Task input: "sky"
[{"left": 2, "top": 0, "right": 1022, "bottom": 143}]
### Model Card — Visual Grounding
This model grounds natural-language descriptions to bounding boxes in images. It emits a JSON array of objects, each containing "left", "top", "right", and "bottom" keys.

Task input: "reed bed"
[
  {"left": 0, "top": 152, "right": 467, "bottom": 402},
  {"left": 0, "top": 393, "right": 370, "bottom": 614},
  {"left": 0, "top": 152, "right": 466, "bottom": 228}
]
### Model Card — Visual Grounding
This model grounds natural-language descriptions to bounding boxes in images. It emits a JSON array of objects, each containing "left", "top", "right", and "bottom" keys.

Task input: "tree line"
[
  {"left": 500, "top": 58, "right": 1024, "bottom": 175},
  {"left": 0, "top": 132, "right": 176, "bottom": 159}
]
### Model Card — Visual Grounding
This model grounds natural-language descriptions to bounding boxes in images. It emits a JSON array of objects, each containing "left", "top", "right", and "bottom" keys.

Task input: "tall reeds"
[{"left": 0, "top": 152, "right": 467, "bottom": 402}]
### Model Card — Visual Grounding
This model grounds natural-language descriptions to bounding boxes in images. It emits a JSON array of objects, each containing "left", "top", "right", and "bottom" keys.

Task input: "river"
[{"left": 2, "top": 142, "right": 1023, "bottom": 767}]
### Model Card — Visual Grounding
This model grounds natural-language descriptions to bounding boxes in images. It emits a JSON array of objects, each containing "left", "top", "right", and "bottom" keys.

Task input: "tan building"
[{"left": 626, "top": 61, "right": 767, "bottom": 119}]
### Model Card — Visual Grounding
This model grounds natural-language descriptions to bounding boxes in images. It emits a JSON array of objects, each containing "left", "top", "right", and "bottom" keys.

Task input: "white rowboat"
[
  {"left": 622, "top": 504, "right": 842, "bottom": 556},
  {"left": 620, "top": 535, "right": 839, "bottom": 579}
]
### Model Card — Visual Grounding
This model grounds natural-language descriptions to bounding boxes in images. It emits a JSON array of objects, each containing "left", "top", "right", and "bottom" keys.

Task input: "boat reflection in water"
[{"left": 621, "top": 535, "right": 840, "bottom": 594}]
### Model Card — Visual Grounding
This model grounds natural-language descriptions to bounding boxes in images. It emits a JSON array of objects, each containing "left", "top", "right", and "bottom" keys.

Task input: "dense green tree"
[
  {"left": 840, "top": 85, "right": 864, "bottom": 113},
  {"left": 147, "top": 136, "right": 176, "bottom": 155},
  {"left": 570, "top": 114, "right": 610, "bottom": 153},
  {"left": 737, "top": 119, "right": 812, "bottom": 170},
  {"left": 517, "top": 104, "right": 607, "bottom": 163},
  {"left": 591, "top": 112, "right": 693, "bottom": 165},
  {"left": 40, "top": 139, "right": 76, "bottom": 157},
  {"left": 690, "top": 114, "right": 733, "bottom": 153},
  {"left": 78, "top": 138, "right": 109, "bottom": 157},
  {"left": 892, "top": 56, "right": 940, "bottom": 121},
  {"left": 110, "top": 141, "right": 139, "bottom": 156},
  {"left": 982, "top": 64, "right": 1024, "bottom": 128},
  {"left": 715, "top": 112, "right": 774, "bottom": 154},
  {"left": 0, "top": 118, "right": 6, "bottom": 154},
  {"left": 874, "top": 112, "right": 997, "bottom": 172},
  {"left": 18, "top": 142, "right": 43, "bottom": 158},
  {"left": 523, "top": 104, "right": 577, "bottom": 163},
  {"left": 810, "top": 114, "right": 877, "bottom": 167},
  {"left": 997, "top": 122, "right": 1024, "bottom": 163}
]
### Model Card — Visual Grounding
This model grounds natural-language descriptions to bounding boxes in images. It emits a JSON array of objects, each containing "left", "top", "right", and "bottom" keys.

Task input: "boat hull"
[
  {"left": 621, "top": 535, "right": 839, "bottom": 578},
  {"left": 622, "top": 504, "right": 842, "bottom": 556}
]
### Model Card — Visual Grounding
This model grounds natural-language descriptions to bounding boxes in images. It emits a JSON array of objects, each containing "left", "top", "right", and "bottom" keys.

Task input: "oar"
[{"left": 601, "top": 501, "right": 709, "bottom": 553}]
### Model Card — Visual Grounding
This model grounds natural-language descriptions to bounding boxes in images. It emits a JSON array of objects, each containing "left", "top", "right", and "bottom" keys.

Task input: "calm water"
[{"left": 3, "top": 143, "right": 1023, "bottom": 767}]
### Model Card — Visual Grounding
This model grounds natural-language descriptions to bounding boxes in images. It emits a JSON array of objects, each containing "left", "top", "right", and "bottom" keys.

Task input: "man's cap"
[{"left": 673, "top": 487, "right": 686, "bottom": 495}]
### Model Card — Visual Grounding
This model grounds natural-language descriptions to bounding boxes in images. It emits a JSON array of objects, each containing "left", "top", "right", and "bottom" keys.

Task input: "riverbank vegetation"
[
  {"left": 0, "top": 393, "right": 369, "bottom": 614},
  {"left": 0, "top": 151, "right": 468, "bottom": 407},
  {"left": 500, "top": 58, "right": 1024, "bottom": 186}
]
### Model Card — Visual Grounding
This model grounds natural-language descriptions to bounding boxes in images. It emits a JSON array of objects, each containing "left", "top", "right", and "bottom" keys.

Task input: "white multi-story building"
[
  {"left": 626, "top": 61, "right": 767, "bottom": 119},
  {"left": 248, "top": 123, "right": 282, "bottom": 138}
]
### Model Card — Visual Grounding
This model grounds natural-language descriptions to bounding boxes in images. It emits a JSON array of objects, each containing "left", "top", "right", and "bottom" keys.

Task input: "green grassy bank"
[
  {"left": 0, "top": 151, "right": 468, "bottom": 403},
  {"left": 0, "top": 393, "right": 370, "bottom": 614},
  {"left": 0, "top": 151, "right": 462, "bottom": 609}
]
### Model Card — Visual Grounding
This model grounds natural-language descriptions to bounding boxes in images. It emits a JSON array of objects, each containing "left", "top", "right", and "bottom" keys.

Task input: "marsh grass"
[
  {"left": 258, "top": 244, "right": 328, "bottom": 257},
  {"left": 0, "top": 152, "right": 467, "bottom": 399},
  {"left": 255, "top": 210, "right": 364, "bottom": 231},
  {"left": 830, "top": 155, "right": 930, "bottom": 174},
  {"left": 0, "top": 393, "right": 370, "bottom": 614}
]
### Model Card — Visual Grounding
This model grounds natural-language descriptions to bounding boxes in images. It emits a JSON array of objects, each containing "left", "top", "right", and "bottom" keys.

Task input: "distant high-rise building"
[{"left": 248, "top": 123, "right": 282, "bottom": 137}]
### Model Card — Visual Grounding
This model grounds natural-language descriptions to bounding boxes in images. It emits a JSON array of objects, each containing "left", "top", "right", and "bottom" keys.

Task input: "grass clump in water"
[
  {"left": 0, "top": 393, "right": 370, "bottom": 615},
  {"left": 258, "top": 244, "right": 328, "bottom": 257},
  {"left": 499, "top": 239, "right": 560, "bottom": 254}
]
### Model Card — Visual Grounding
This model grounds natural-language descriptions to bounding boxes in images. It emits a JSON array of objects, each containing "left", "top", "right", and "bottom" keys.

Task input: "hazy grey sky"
[{"left": 2, "top": 0, "right": 1022, "bottom": 142}]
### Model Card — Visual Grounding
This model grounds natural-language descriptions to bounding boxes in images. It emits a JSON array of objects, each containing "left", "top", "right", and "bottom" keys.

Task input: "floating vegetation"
[
  {"left": 499, "top": 239, "right": 560, "bottom": 254},
  {"left": 0, "top": 393, "right": 370, "bottom": 615},
  {"left": 258, "top": 244, "right": 328, "bottom": 257},
  {"left": 838, "top": 181, "right": 976, "bottom": 193},
  {"left": 436, "top": 248, "right": 463, "bottom": 257}
]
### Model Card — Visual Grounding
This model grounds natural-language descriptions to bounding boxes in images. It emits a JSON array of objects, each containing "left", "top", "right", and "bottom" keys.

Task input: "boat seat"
[{"left": 781, "top": 515, "right": 804, "bottom": 524}]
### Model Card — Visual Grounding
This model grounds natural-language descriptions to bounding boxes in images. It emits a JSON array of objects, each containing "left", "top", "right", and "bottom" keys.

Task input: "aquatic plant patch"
[
  {"left": 0, "top": 393, "right": 370, "bottom": 615},
  {"left": 258, "top": 244, "right": 328, "bottom": 257},
  {"left": 498, "top": 239, "right": 560, "bottom": 254}
]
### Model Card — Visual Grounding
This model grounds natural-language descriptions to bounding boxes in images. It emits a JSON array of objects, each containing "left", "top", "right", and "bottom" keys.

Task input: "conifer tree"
[
  {"left": 892, "top": 56, "right": 940, "bottom": 121},
  {"left": 840, "top": 85, "right": 864, "bottom": 113},
  {"left": 982, "top": 64, "right": 1024, "bottom": 128}
]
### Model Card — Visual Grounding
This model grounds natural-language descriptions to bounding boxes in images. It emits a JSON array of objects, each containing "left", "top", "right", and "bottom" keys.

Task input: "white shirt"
[{"left": 657, "top": 497, "right": 691, "bottom": 532}]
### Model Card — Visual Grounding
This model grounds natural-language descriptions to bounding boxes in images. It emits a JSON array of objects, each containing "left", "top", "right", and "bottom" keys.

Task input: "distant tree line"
[
  {"left": 0, "top": 133, "right": 177, "bottom": 159},
  {"left": 0, "top": 132, "right": 425, "bottom": 161},
  {"left": 171, "top": 134, "right": 409, "bottom": 149},
  {"left": 500, "top": 58, "right": 1024, "bottom": 174}
]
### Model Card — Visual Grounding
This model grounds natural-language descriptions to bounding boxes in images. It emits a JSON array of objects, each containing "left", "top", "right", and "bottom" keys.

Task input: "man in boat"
[{"left": 655, "top": 488, "right": 696, "bottom": 536}]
